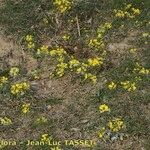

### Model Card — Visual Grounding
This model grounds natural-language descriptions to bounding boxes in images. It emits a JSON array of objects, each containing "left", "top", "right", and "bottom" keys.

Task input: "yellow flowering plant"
[
  {"left": 37, "top": 45, "right": 49, "bottom": 55},
  {"left": 22, "top": 103, "right": 30, "bottom": 114},
  {"left": 108, "top": 82, "right": 117, "bottom": 90},
  {"left": 0, "top": 76, "right": 8, "bottom": 87},
  {"left": 99, "top": 104, "right": 110, "bottom": 113},
  {"left": 84, "top": 73, "right": 97, "bottom": 84},
  {"left": 120, "top": 81, "right": 136, "bottom": 92},
  {"left": 9, "top": 67, "right": 20, "bottom": 77},
  {"left": 133, "top": 62, "right": 149, "bottom": 75},
  {"left": 114, "top": 4, "right": 141, "bottom": 19},
  {"left": 108, "top": 118, "right": 124, "bottom": 132},
  {"left": 26, "top": 35, "right": 33, "bottom": 42},
  {"left": 10, "top": 82, "right": 30, "bottom": 95},
  {"left": 53, "top": 0, "right": 72, "bottom": 13},
  {"left": 130, "top": 48, "right": 137, "bottom": 54},
  {"left": 69, "top": 58, "right": 80, "bottom": 69},
  {"left": 97, "top": 127, "right": 106, "bottom": 138},
  {"left": 25, "top": 35, "right": 35, "bottom": 49},
  {"left": 88, "top": 57, "right": 103, "bottom": 67},
  {"left": 0, "top": 117, "right": 12, "bottom": 126},
  {"left": 88, "top": 23, "right": 112, "bottom": 51}
]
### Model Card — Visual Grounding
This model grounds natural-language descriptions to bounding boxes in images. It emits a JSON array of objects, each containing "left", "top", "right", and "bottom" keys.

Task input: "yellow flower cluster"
[
  {"left": 121, "top": 81, "right": 136, "bottom": 92},
  {"left": 22, "top": 103, "right": 30, "bottom": 114},
  {"left": 114, "top": 4, "right": 141, "bottom": 19},
  {"left": 89, "top": 39, "right": 105, "bottom": 50},
  {"left": 97, "top": 104, "right": 125, "bottom": 139},
  {"left": 76, "top": 63, "right": 88, "bottom": 74},
  {"left": 134, "top": 62, "right": 149, "bottom": 75},
  {"left": 50, "top": 47, "right": 68, "bottom": 77},
  {"left": 89, "top": 23, "right": 112, "bottom": 51},
  {"left": 68, "top": 57, "right": 98, "bottom": 84},
  {"left": 69, "top": 58, "right": 80, "bottom": 69},
  {"left": 99, "top": 104, "right": 110, "bottom": 113},
  {"left": 108, "top": 118, "right": 124, "bottom": 132},
  {"left": 88, "top": 57, "right": 103, "bottom": 67},
  {"left": 108, "top": 81, "right": 117, "bottom": 90},
  {"left": 0, "top": 117, "right": 12, "bottom": 125},
  {"left": 84, "top": 73, "right": 97, "bottom": 84},
  {"left": 25, "top": 39, "right": 105, "bottom": 84},
  {"left": 9, "top": 67, "right": 19, "bottom": 77},
  {"left": 53, "top": 0, "right": 72, "bottom": 13},
  {"left": 97, "top": 23, "right": 112, "bottom": 36},
  {"left": 37, "top": 45, "right": 49, "bottom": 55},
  {"left": 50, "top": 47, "right": 67, "bottom": 57},
  {"left": 11, "top": 82, "right": 30, "bottom": 95},
  {"left": 0, "top": 76, "right": 8, "bottom": 87},
  {"left": 56, "top": 62, "right": 68, "bottom": 77},
  {"left": 25, "top": 35, "right": 35, "bottom": 49}
]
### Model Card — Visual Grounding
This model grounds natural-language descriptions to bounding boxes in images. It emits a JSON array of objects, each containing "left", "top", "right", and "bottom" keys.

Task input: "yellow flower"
[
  {"left": 50, "top": 48, "right": 67, "bottom": 57},
  {"left": 9, "top": 67, "right": 19, "bottom": 77},
  {"left": 57, "top": 62, "right": 68, "bottom": 69},
  {"left": 0, "top": 76, "right": 8, "bottom": 86},
  {"left": 108, "top": 82, "right": 117, "bottom": 90},
  {"left": 98, "top": 127, "right": 106, "bottom": 138},
  {"left": 76, "top": 63, "right": 88, "bottom": 74},
  {"left": 53, "top": 0, "right": 72, "bottom": 13},
  {"left": 89, "top": 39, "right": 101, "bottom": 47},
  {"left": 115, "top": 10, "right": 125, "bottom": 18},
  {"left": 0, "top": 117, "right": 12, "bottom": 125},
  {"left": 104, "top": 23, "right": 112, "bottom": 29},
  {"left": 131, "top": 8, "right": 140, "bottom": 15},
  {"left": 37, "top": 45, "right": 49, "bottom": 55},
  {"left": 121, "top": 81, "right": 136, "bottom": 92},
  {"left": 84, "top": 73, "right": 97, "bottom": 84},
  {"left": 99, "top": 104, "right": 110, "bottom": 113},
  {"left": 139, "top": 67, "right": 149, "bottom": 75},
  {"left": 22, "top": 103, "right": 30, "bottom": 114},
  {"left": 108, "top": 118, "right": 124, "bottom": 132},
  {"left": 57, "top": 55, "right": 65, "bottom": 62},
  {"left": 69, "top": 58, "right": 80, "bottom": 68},
  {"left": 62, "top": 35, "right": 70, "bottom": 40},
  {"left": 114, "top": 5, "right": 140, "bottom": 19},
  {"left": 90, "top": 75, "right": 97, "bottom": 84},
  {"left": 26, "top": 35, "right": 33, "bottom": 42},
  {"left": 55, "top": 62, "right": 68, "bottom": 77},
  {"left": 10, "top": 82, "right": 30, "bottom": 95},
  {"left": 88, "top": 57, "right": 103, "bottom": 67},
  {"left": 130, "top": 48, "right": 137, "bottom": 54},
  {"left": 28, "top": 42, "right": 35, "bottom": 49},
  {"left": 125, "top": 4, "right": 132, "bottom": 10}
]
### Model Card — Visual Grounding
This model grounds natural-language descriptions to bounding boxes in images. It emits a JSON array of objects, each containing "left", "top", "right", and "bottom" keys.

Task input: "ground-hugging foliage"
[{"left": 0, "top": 0, "right": 150, "bottom": 150}]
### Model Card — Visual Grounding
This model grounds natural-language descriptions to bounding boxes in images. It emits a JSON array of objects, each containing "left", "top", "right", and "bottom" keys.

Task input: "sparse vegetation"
[{"left": 0, "top": 0, "right": 150, "bottom": 150}]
